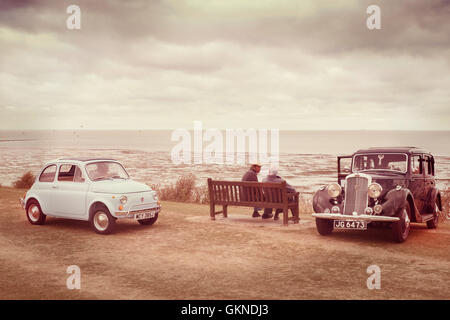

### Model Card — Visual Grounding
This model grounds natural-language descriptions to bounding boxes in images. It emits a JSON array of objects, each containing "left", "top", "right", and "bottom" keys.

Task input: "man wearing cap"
[
  {"left": 241, "top": 163, "right": 262, "bottom": 218},
  {"left": 263, "top": 167, "right": 297, "bottom": 221}
]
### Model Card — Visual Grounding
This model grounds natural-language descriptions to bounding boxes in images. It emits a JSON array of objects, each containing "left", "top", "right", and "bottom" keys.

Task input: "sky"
[{"left": 0, "top": 0, "right": 449, "bottom": 130}]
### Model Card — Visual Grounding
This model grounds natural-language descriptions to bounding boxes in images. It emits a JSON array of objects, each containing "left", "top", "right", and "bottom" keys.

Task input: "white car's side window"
[
  {"left": 58, "top": 164, "right": 85, "bottom": 183},
  {"left": 74, "top": 166, "right": 85, "bottom": 183},
  {"left": 39, "top": 165, "right": 57, "bottom": 182}
]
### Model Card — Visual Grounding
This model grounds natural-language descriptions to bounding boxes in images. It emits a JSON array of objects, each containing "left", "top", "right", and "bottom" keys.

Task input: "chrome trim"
[
  {"left": 115, "top": 204, "right": 161, "bottom": 218},
  {"left": 312, "top": 213, "right": 400, "bottom": 222},
  {"left": 343, "top": 173, "right": 371, "bottom": 215}
]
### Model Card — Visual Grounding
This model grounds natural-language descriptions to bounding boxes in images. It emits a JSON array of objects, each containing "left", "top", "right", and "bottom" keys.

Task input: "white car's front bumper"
[
  {"left": 312, "top": 213, "right": 400, "bottom": 222},
  {"left": 114, "top": 205, "right": 161, "bottom": 219}
]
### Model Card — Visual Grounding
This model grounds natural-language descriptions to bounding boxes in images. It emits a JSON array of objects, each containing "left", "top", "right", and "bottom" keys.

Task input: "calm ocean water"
[{"left": 1, "top": 130, "right": 449, "bottom": 192}]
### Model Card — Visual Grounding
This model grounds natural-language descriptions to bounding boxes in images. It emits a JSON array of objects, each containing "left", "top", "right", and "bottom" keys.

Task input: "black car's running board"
[{"left": 419, "top": 213, "right": 435, "bottom": 223}]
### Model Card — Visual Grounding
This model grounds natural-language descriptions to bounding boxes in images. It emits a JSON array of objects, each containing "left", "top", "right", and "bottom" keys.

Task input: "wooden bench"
[{"left": 207, "top": 178, "right": 300, "bottom": 226}]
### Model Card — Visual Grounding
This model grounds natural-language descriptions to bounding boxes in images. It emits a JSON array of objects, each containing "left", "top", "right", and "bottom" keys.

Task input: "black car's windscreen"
[
  {"left": 85, "top": 161, "right": 129, "bottom": 181},
  {"left": 353, "top": 153, "right": 408, "bottom": 173}
]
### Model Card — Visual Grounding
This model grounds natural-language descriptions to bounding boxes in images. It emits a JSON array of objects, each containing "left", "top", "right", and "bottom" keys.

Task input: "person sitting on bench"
[
  {"left": 241, "top": 163, "right": 262, "bottom": 218},
  {"left": 262, "top": 167, "right": 297, "bottom": 220}
]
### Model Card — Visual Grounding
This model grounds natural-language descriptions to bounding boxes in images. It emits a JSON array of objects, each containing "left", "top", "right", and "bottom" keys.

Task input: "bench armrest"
[{"left": 286, "top": 191, "right": 300, "bottom": 202}]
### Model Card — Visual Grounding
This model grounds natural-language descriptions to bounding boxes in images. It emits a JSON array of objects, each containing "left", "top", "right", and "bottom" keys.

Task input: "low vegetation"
[
  {"left": 151, "top": 174, "right": 210, "bottom": 204},
  {"left": 12, "top": 171, "right": 36, "bottom": 189},
  {"left": 151, "top": 174, "right": 314, "bottom": 214},
  {"left": 441, "top": 188, "right": 450, "bottom": 220}
]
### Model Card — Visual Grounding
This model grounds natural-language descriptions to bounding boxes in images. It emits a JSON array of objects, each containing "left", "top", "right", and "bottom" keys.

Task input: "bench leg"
[
  {"left": 283, "top": 207, "right": 288, "bottom": 226},
  {"left": 223, "top": 205, "right": 228, "bottom": 218},
  {"left": 210, "top": 202, "right": 215, "bottom": 220}
]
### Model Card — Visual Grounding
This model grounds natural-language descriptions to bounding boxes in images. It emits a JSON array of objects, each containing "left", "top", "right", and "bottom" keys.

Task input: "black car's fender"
[
  {"left": 381, "top": 188, "right": 420, "bottom": 222},
  {"left": 312, "top": 187, "right": 344, "bottom": 213},
  {"left": 425, "top": 187, "right": 442, "bottom": 212}
]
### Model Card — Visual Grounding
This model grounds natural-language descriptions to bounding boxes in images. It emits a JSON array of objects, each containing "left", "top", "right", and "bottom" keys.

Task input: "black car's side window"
[
  {"left": 424, "top": 155, "right": 434, "bottom": 176},
  {"left": 411, "top": 155, "right": 422, "bottom": 175}
]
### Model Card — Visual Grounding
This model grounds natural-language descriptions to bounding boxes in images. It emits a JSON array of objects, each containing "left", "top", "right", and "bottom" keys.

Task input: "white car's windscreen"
[{"left": 85, "top": 162, "right": 129, "bottom": 181}]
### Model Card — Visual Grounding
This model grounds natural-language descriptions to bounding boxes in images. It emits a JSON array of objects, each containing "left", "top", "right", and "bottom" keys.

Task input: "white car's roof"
[{"left": 46, "top": 158, "right": 119, "bottom": 166}]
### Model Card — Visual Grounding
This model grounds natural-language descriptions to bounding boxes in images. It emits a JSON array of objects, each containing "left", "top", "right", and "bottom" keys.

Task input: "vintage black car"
[{"left": 312, "top": 147, "right": 442, "bottom": 242}]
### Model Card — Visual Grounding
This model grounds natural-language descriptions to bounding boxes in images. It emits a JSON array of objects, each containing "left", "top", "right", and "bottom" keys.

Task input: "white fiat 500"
[{"left": 20, "top": 158, "right": 161, "bottom": 234}]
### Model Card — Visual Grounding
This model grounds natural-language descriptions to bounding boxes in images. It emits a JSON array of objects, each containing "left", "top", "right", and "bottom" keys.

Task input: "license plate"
[
  {"left": 334, "top": 220, "right": 367, "bottom": 230},
  {"left": 134, "top": 210, "right": 157, "bottom": 220}
]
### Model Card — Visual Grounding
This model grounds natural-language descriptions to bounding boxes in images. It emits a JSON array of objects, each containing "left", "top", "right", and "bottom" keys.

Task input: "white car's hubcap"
[
  {"left": 28, "top": 205, "right": 40, "bottom": 222},
  {"left": 94, "top": 212, "right": 109, "bottom": 231}
]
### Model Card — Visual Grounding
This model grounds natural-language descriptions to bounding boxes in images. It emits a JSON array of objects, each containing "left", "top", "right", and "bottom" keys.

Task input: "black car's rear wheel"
[
  {"left": 315, "top": 218, "right": 333, "bottom": 235},
  {"left": 426, "top": 203, "right": 440, "bottom": 229},
  {"left": 392, "top": 202, "right": 411, "bottom": 243}
]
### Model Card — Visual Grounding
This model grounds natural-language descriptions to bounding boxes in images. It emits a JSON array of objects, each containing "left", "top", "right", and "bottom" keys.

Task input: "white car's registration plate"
[
  {"left": 334, "top": 220, "right": 367, "bottom": 230},
  {"left": 134, "top": 209, "right": 158, "bottom": 220}
]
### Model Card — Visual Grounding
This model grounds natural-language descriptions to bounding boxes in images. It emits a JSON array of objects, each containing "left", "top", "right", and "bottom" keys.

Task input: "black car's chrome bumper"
[{"left": 312, "top": 213, "right": 400, "bottom": 222}]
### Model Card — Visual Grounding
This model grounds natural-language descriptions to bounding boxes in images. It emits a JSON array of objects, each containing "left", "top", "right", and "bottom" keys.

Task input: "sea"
[{"left": 1, "top": 130, "right": 449, "bottom": 193}]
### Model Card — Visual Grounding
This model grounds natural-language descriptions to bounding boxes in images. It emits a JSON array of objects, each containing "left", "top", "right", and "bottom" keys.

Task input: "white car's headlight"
[
  {"left": 327, "top": 183, "right": 342, "bottom": 198},
  {"left": 368, "top": 183, "right": 382, "bottom": 198},
  {"left": 119, "top": 195, "right": 128, "bottom": 204}
]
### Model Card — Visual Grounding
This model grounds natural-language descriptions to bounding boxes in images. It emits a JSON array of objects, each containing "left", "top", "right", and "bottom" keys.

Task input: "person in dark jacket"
[
  {"left": 263, "top": 167, "right": 297, "bottom": 220},
  {"left": 241, "top": 163, "right": 262, "bottom": 217}
]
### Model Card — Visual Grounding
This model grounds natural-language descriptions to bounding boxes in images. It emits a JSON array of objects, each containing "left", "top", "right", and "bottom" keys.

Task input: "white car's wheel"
[
  {"left": 91, "top": 209, "right": 115, "bottom": 235},
  {"left": 26, "top": 199, "right": 46, "bottom": 225}
]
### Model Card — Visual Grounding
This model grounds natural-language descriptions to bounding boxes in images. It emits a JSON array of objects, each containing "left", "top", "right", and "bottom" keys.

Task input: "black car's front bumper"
[{"left": 312, "top": 213, "right": 400, "bottom": 222}]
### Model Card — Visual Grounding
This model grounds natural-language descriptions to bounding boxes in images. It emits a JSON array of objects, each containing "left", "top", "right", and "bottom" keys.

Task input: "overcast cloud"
[{"left": 0, "top": 0, "right": 449, "bottom": 130}]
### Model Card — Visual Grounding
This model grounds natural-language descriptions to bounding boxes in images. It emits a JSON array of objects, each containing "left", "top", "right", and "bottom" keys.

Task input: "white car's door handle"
[{"left": 52, "top": 185, "right": 58, "bottom": 189}]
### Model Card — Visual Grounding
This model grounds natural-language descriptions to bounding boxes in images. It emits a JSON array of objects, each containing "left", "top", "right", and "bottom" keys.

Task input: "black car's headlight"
[
  {"left": 327, "top": 183, "right": 342, "bottom": 198},
  {"left": 368, "top": 183, "right": 382, "bottom": 198}
]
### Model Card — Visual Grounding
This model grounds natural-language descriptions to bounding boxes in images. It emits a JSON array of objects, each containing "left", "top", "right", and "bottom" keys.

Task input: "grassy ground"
[{"left": 0, "top": 186, "right": 449, "bottom": 300}]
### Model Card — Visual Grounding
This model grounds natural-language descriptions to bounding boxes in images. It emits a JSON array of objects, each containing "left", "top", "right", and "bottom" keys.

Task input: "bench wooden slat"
[{"left": 207, "top": 178, "right": 299, "bottom": 226}]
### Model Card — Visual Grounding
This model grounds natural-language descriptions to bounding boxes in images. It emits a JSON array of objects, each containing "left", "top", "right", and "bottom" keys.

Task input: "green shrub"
[
  {"left": 441, "top": 188, "right": 450, "bottom": 222},
  {"left": 151, "top": 174, "right": 209, "bottom": 203},
  {"left": 13, "top": 171, "right": 36, "bottom": 189}
]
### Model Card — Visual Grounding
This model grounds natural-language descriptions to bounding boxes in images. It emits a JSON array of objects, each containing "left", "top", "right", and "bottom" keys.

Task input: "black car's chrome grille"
[{"left": 344, "top": 175, "right": 369, "bottom": 215}]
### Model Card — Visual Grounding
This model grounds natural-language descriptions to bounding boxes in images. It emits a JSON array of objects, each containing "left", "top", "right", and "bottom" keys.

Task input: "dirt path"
[{"left": 1, "top": 187, "right": 449, "bottom": 299}]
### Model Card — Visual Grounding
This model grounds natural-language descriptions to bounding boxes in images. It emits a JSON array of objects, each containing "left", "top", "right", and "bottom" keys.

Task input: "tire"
[
  {"left": 91, "top": 208, "right": 116, "bottom": 235},
  {"left": 137, "top": 213, "right": 159, "bottom": 226},
  {"left": 315, "top": 218, "right": 334, "bottom": 235},
  {"left": 26, "top": 199, "right": 46, "bottom": 225},
  {"left": 392, "top": 202, "right": 411, "bottom": 243},
  {"left": 426, "top": 203, "right": 440, "bottom": 229}
]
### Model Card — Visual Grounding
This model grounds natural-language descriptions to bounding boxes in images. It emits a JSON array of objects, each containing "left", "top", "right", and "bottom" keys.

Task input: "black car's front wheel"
[
  {"left": 315, "top": 218, "right": 334, "bottom": 235},
  {"left": 392, "top": 202, "right": 411, "bottom": 243}
]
